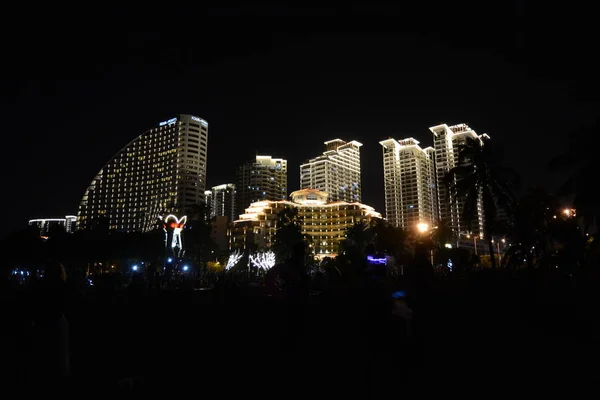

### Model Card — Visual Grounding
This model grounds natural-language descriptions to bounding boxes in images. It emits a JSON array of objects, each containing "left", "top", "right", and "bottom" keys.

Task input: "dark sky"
[{"left": 1, "top": 4, "right": 598, "bottom": 238}]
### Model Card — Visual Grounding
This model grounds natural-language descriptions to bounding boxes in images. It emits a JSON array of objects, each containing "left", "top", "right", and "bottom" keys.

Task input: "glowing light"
[
  {"left": 416, "top": 222, "right": 429, "bottom": 233},
  {"left": 163, "top": 215, "right": 187, "bottom": 252},
  {"left": 132, "top": 265, "right": 139, "bottom": 271},
  {"left": 190, "top": 116, "right": 208, "bottom": 127},
  {"left": 249, "top": 251, "right": 276, "bottom": 271},
  {"left": 182, "top": 265, "right": 189, "bottom": 272},
  {"left": 159, "top": 117, "right": 177, "bottom": 126},
  {"left": 167, "top": 257, "right": 173, "bottom": 263},
  {"left": 444, "top": 243, "right": 452, "bottom": 249},
  {"left": 225, "top": 250, "right": 243, "bottom": 270},
  {"left": 367, "top": 255, "right": 387, "bottom": 264}
]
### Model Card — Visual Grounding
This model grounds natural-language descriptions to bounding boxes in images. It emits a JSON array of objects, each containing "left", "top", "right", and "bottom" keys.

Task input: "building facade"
[
  {"left": 429, "top": 123, "right": 485, "bottom": 236},
  {"left": 29, "top": 215, "right": 77, "bottom": 236},
  {"left": 208, "top": 184, "right": 236, "bottom": 222},
  {"left": 380, "top": 138, "right": 437, "bottom": 231},
  {"left": 77, "top": 114, "right": 208, "bottom": 232},
  {"left": 236, "top": 155, "right": 287, "bottom": 220},
  {"left": 300, "top": 139, "right": 362, "bottom": 203},
  {"left": 229, "top": 188, "right": 381, "bottom": 258},
  {"left": 204, "top": 190, "right": 213, "bottom": 217}
]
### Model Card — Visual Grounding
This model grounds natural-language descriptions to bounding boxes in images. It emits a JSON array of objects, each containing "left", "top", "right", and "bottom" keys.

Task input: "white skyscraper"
[
  {"left": 300, "top": 139, "right": 362, "bottom": 203},
  {"left": 380, "top": 138, "right": 437, "bottom": 230},
  {"left": 430, "top": 123, "right": 486, "bottom": 236},
  {"left": 77, "top": 114, "right": 208, "bottom": 232}
]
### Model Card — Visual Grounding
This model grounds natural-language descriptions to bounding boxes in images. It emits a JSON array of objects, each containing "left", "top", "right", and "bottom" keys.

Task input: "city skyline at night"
[{"left": 2, "top": 19, "right": 598, "bottom": 238}]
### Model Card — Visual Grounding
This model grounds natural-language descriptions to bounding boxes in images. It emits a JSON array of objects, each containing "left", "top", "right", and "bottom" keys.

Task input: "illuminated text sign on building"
[
  {"left": 191, "top": 116, "right": 208, "bottom": 127},
  {"left": 159, "top": 118, "right": 177, "bottom": 127}
]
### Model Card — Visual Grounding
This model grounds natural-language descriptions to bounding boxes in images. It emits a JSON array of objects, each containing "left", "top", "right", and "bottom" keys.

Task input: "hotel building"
[
  {"left": 300, "top": 139, "right": 362, "bottom": 203},
  {"left": 429, "top": 123, "right": 486, "bottom": 236},
  {"left": 236, "top": 155, "right": 287, "bottom": 220},
  {"left": 229, "top": 188, "right": 381, "bottom": 257},
  {"left": 77, "top": 114, "right": 208, "bottom": 232},
  {"left": 208, "top": 183, "right": 236, "bottom": 222},
  {"left": 380, "top": 138, "right": 437, "bottom": 230}
]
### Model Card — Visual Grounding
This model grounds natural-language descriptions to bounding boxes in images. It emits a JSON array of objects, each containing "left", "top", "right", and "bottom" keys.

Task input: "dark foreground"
[{"left": 4, "top": 268, "right": 600, "bottom": 391}]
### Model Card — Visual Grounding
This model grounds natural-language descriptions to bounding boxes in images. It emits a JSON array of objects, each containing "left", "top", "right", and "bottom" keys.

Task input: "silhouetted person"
[{"left": 29, "top": 260, "right": 71, "bottom": 385}]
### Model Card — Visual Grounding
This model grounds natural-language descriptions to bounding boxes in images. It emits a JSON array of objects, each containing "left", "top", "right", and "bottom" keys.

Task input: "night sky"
[{"left": 1, "top": 4, "right": 598, "bottom": 238}]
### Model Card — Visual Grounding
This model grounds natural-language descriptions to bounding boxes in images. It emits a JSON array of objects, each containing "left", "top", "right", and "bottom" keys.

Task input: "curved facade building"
[{"left": 77, "top": 114, "right": 208, "bottom": 232}]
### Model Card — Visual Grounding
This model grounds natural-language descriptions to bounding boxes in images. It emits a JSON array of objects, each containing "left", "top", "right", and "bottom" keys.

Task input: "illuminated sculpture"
[
  {"left": 225, "top": 250, "right": 243, "bottom": 271},
  {"left": 162, "top": 214, "right": 187, "bottom": 258},
  {"left": 249, "top": 251, "right": 276, "bottom": 271}
]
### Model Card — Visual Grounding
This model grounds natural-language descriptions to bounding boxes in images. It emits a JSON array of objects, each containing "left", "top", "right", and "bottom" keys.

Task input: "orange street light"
[{"left": 417, "top": 222, "right": 430, "bottom": 233}]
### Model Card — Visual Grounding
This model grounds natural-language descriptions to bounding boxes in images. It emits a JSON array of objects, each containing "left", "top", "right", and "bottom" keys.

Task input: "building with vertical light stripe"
[
  {"left": 380, "top": 138, "right": 437, "bottom": 230},
  {"left": 429, "top": 123, "right": 485, "bottom": 236},
  {"left": 77, "top": 114, "right": 208, "bottom": 232},
  {"left": 300, "top": 139, "right": 362, "bottom": 203}
]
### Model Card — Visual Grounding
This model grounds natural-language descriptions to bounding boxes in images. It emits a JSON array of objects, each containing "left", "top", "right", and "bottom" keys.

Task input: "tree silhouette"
[
  {"left": 185, "top": 202, "right": 217, "bottom": 266},
  {"left": 445, "top": 136, "right": 519, "bottom": 268},
  {"left": 344, "top": 220, "right": 374, "bottom": 255},
  {"left": 549, "top": 119, "right": 600, "bottom": 234},
  {"left": 272, "top": 207, "right": 304, "bottom": 262}
]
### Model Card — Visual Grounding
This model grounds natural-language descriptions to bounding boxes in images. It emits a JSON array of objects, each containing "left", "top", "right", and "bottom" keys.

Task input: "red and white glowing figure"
[{"left": 163, "top": 214, "right": 187, "bottom": 254}]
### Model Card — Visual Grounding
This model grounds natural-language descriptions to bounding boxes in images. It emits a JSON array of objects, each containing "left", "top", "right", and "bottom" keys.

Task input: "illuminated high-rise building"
[
  {"left": 380, "top": 138, "right": 437, "bottom": 230},
  {"left": 236, "top": 155, "right": 287, "bottom": 220},
  {"left": 77, "top": 114, "right": 208, "bottom": 232},
  {"left": 300, "top": 139, "right": 362, "bottom": 203},
  {"left": 208, "top": 183, "right": 236, "bottom": 222},
  {"left": 430, "top": 123, "right": 486, "bottom": 236}
]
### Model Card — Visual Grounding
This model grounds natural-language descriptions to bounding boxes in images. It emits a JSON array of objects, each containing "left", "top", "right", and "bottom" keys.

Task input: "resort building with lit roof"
[{"left": 229, "top": 188, "right": 381, "bottom": 258}]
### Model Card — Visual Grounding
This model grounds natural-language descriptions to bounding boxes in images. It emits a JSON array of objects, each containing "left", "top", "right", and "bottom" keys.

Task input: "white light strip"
[{"left": 249, "top": 251, "right": 276, "bottom": 271}]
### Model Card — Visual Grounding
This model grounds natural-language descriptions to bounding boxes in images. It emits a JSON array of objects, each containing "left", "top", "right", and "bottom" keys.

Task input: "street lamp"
[{"left": 417, "top": 222, "right": 429, "bottom": 234}]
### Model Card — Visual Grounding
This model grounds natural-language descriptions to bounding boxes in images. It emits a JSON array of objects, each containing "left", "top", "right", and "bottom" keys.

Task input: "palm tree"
[
  {"left": 445, "top": 136, "right": 519, "bottom": 268},
  {"left": 430, "top": 219, "right": 454, "bottom": 249},
  {"left": 344, "top": 220, "right": 374, "bottom": 254},
  {"left": 272, "top": 207, "right": 304, "bottom": 262}
]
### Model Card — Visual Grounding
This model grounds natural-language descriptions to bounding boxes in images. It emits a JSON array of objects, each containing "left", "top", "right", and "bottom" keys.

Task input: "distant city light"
[{"left": 444, "top": 243, "right": 452, "bottom": 249}]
